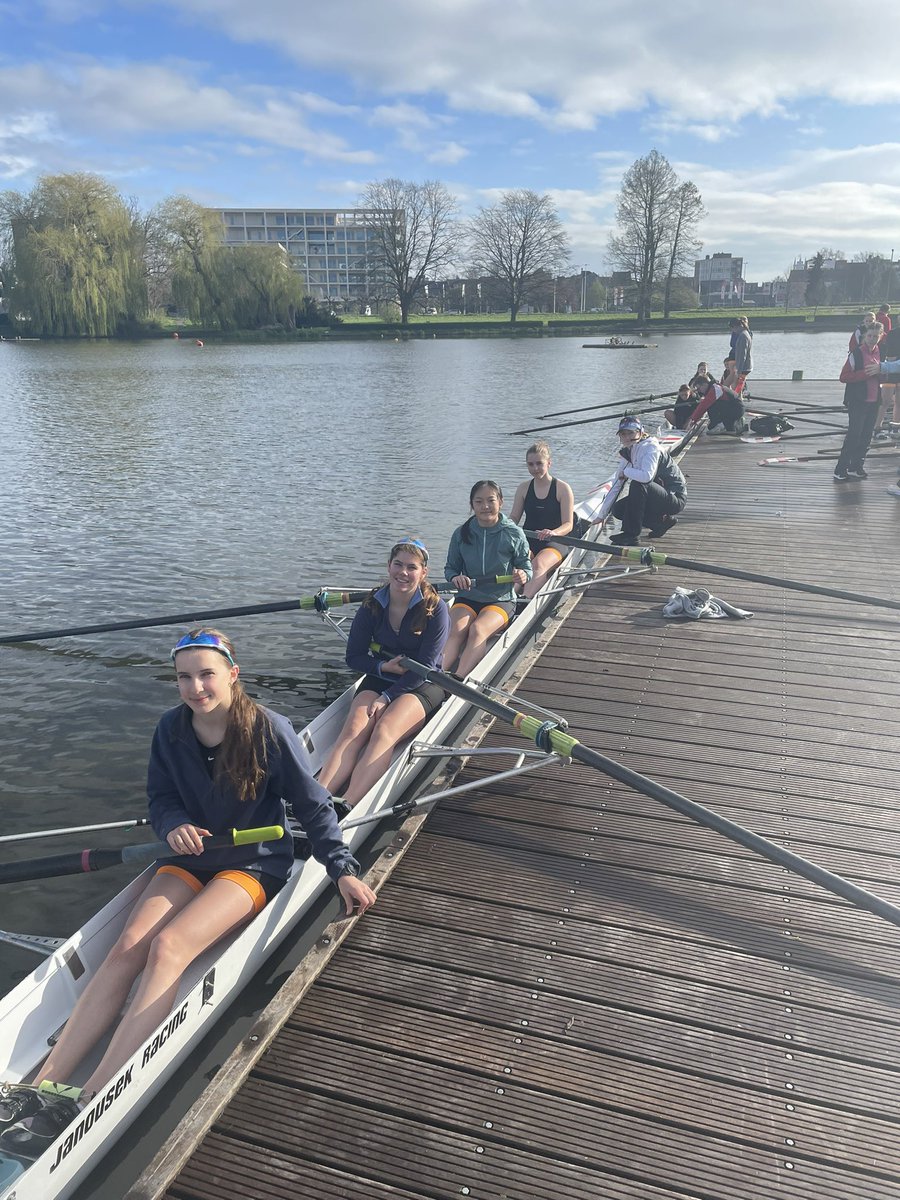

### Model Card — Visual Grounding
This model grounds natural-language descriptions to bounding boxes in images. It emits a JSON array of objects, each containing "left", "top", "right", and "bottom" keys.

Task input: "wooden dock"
[{"left": 130, "top": 380, "right": 900, "bottom": 1200}]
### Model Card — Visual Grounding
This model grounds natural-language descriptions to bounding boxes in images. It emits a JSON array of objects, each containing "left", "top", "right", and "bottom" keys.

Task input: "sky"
[{"left": 3, "top": 0, "right": 900, "bottom": 281}]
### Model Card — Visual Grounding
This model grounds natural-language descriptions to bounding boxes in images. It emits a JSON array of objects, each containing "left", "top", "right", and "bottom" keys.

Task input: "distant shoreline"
[{"left": 0, "top": 311, "right": 863, "bottom": 343}]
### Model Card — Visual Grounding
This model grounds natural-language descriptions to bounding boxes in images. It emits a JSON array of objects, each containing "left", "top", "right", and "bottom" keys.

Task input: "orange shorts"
[{"left": 156, "top": 864, "right": 271, "bottom": 914}]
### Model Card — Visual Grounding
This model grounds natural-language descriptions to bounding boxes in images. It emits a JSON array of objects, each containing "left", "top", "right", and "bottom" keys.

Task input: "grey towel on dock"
[{"left": 662, "top": 586, "right": 753, "bottom": 620}]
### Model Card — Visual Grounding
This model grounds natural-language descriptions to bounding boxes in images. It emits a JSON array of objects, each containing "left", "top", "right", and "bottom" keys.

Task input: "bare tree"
[
  {"left": 661, "top": 181, "right": 704, "bottom": 317},
  {"left": 467, "top": 190, "right": 569, "bottom": 322},
  {"left": 360, "top": 178, "right": 459, "bottom": 324},
  {"left": 608, "top": 150, "right": 703, "bottom": 322}
]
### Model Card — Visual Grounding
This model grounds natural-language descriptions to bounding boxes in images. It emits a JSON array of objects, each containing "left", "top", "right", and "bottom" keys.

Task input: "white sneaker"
[{"left": 887, "top": 484, "right": 900, "bottom": 497}]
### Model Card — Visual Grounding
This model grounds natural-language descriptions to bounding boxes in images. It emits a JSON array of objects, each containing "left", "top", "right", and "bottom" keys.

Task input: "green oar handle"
[
  {"left": 541, "top": 531, "right": 900, "bottom": 615},
  {"left": 0, "top": 826, "right": 285, "bottom": 886}
]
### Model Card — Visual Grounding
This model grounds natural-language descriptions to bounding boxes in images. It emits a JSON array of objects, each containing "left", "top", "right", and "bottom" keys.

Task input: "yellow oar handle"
[{"left": 231, "top": 825, "right": 284, "bottom": 847}]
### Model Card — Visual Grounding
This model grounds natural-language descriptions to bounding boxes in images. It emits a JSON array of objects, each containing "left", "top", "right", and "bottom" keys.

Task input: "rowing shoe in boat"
[{"left": 0, "top": 474, "right": 640, "bottom": 1200}]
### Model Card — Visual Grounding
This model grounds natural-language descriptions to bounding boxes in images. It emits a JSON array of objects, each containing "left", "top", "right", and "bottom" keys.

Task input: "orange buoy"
[
  {"left": 195, "top": 339, "right": 204, "bottom": 347},
  {"left": 173, "top": 332, "right": 179, "bottom": 339}
]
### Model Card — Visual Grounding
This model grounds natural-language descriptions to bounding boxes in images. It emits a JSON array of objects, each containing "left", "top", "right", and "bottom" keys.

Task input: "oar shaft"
[
  {"left": 399, "top": 660, "right": 900, "bottom": 931},
  {"left": 537, "top": 532, "right": 900, "bottom": 614},
  {"left": 0, "top": 593, "right": 371, "bottom": 647},
  {"left": 539, "top": 392, "right": 676, "bottom": 419},
  {"left": 0, "top": 818, "right": 151, "bottom": 846},
  {"left": 0, "top": 827, "right": 284, "bottom": 885},
  {"left": 511, "top": 402, "right": 672, "bottom": 436}
]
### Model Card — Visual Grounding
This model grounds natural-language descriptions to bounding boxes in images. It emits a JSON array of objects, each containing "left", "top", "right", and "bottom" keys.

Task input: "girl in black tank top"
[{"left": 509, "top": 440, "right": 575, "bottom": 600}]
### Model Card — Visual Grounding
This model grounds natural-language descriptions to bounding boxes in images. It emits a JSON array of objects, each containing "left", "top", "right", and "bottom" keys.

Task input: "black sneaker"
[
  {"left": 833, "top": 469, "right": 849, "bottom": 481},
  {"left": 0, "top": 1095, "right": 81, "bottom": 1159},
  {"left": 608, "top": 532, "right": 640, "bottom": 546},
  {"left": 0, "top": 1088, "right": 42, "bottom": 1131},
  {"left": 846, "top": 467, "right": 868, "bottom": 479},
  {"left": 648, "top": 515, "right": 678, "bottom": 539}
]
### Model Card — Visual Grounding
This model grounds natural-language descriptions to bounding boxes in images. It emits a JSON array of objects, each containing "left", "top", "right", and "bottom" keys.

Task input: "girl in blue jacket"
[
  {"left": 318, "top": 538, "right": 450, "bottom": 807},
  {"left": 1, "top": 629, "right": 374, "bottom": 1156},
  {"left": 444, "top": 480, "right": 532, "bottom": 678}
]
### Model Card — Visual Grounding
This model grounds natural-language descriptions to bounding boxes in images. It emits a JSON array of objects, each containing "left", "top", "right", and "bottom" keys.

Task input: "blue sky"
[{"left": 3, "top": 0, "right": 900, "bottom": 279}]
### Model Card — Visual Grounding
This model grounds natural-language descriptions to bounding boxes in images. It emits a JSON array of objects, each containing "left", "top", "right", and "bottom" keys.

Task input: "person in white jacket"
[{"left": 604, "top": 416, "right": 687, "bottom": 546}]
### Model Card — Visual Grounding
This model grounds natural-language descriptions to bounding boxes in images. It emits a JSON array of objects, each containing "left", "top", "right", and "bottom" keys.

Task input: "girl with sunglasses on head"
[
  {"left": 443, "top": 481, "right": 532, "bottom": 678},
  {"left": 509, "top": 440, "right": 575, "bottom": 600},
  {"left": 0, "top": 628, "right": 374, "bottom": 1157},
  {"left": 317, "top": 539, "right": 450, "bottom": 808}
]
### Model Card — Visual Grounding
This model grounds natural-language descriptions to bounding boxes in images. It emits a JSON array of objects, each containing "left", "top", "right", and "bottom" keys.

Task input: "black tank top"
[{"left": 522, "top": 478, "right": 562, "bottom": 553}]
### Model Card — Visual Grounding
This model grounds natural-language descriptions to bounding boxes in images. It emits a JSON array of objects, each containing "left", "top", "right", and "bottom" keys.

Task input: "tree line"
[
  {"left": 0, "top": 151, "right": 705, "bottom": 336},
  {"left": 0, "top": 177, "right": 312, "bottom": 337}
]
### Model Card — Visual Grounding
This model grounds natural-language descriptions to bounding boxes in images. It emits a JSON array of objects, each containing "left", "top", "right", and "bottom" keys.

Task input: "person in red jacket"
[
  {"left": 877, "top": 304, "right": 892, "bottom": 333},
  {"left": 834, "top": 323, "right": 882, "bottom": 481}
]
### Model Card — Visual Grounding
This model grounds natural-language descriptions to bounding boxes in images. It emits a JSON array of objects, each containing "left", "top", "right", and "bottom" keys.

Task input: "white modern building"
[
  {"left": 215, "top": 208, "right": 391, "bottom": 304},
  {"left": 694, "top": 253, "right": 745, "bottom": 306}
]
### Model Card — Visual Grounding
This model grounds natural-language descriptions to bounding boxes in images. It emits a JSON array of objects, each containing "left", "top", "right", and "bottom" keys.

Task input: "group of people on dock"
[{"left": 664, "top": 318, "right": 753, "bottom": 437}]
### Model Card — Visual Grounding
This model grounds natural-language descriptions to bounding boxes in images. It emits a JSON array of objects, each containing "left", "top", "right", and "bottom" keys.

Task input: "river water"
[{"left": 0, "top": 330, "right": 848, "bottom": 992}]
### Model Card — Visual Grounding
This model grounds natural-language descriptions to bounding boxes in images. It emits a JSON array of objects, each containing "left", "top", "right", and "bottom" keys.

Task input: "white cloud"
[
  {"left": 426, "top": 140, "right": 469, "bottom": 165},
  {"left": 123, "top": 0, "right": 900, "bottom": 129},
  {"left": 0, "top": 61, "right": 378, "bottom": 164}
]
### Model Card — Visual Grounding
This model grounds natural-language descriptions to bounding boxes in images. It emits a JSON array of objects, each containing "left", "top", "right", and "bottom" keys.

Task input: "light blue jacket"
[{"left": 444, "top": 513, "right": 532, "bottom": 603}]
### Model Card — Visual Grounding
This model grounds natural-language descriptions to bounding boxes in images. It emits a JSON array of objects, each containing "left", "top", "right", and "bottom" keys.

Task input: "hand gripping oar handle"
[
  {"left": 398, "top": 659, "right": 900, "bottom": 933},
  {"left": 529, "top": 531, "right": 900, "bottom": 615},
  {"left": 0, "top": 826, "right": 284, "bottom": 885}
]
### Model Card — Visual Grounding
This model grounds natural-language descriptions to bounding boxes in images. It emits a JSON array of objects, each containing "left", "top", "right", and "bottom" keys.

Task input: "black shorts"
[
  {"left": 451, "top": 597, "right": 516, "bottom": 621},
  {"left": 355, "top": 675, "right": 445, "bottom": 718}
]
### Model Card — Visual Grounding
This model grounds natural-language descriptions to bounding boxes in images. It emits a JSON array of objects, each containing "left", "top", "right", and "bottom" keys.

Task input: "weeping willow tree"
[
  {"left": 153, "top": 197, "right": 307, "bottom": 330},
  {"left": 0, "top": 174, "right": 148, "bottom": 336}
]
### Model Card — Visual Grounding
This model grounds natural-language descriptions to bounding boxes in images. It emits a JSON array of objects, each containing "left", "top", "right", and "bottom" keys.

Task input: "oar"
[
  {"left": 762, "top": 447, "right": 900, "bottom": 466},
  {"left": 0, "top": 818, "right": 151, "bottom": 846},
  {"left": 0, "top": 593, "right": 372, "bottom": 647},
  {"left": 398, "top": 659, "right": 900, "bottom": 932},
  {"left": 511, "top": 402, "right": 673, "bottom": 436},
  {"left": 528, "top": 531, "right": 900, "bottom": 614},
  {"left": 538, "top": 392, "right": 676, "bottom": 420},
  {"left": 0, "top": 825, "right": 284, "bottom": 885}
]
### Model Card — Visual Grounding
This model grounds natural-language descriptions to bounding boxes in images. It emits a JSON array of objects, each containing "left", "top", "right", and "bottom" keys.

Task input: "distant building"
[
  {"left": 214, "top": 208, "right": 392, "bottom": 304},
  {"left": 694, "top": 253, "right": 744, "bottom": 307}
]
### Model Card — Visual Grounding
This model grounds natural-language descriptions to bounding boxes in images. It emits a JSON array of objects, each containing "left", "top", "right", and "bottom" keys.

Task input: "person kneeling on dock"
[
  {"left": 689, "top": 377, "right": 747, "bottom": 434},
  {"left": 0, "top": 628, "right": 374, "bottom": 1158},
  {"left": 317, "top": 539, "right": 450, "bottom": 808},
  {"left": 599, "top": 416, "right": 687, "bottom": 547}
]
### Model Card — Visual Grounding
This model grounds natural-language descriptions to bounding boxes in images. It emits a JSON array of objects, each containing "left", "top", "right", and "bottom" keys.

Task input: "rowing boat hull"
[{"left": 0, "top": 510, "right": 605, "bottom": 1200}]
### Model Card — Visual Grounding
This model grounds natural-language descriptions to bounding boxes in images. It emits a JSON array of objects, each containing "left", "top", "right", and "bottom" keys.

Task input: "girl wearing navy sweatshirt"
[
  {"left": 318, "top": 539, "right": 450, "bottom": 807},
  {"left": 0, "top": 629, "right": 373, "bottom": 1157}
]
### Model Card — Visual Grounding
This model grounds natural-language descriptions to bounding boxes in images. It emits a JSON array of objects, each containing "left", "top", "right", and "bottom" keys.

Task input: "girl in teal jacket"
[{"left": 443, "top": 480, "right": 532, "bottom": 677}]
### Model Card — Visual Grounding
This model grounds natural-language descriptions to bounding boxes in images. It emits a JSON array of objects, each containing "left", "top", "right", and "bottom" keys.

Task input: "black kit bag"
[{"left": 750, "top": 414, "right": 794, "bottom": 436}]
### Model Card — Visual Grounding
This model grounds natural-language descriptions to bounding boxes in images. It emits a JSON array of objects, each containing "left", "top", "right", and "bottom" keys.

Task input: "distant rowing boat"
[{"left": 582, "top": 341, "right": 657, "bottom": 350}]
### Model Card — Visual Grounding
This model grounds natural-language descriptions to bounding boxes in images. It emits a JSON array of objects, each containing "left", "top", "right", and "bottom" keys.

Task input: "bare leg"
[
  {"left": 442, "top": 606, "right": 474, "bottom": 674},
  {"left": 34, "top": 872, "right": 196, "bottom": 1087},
  {"left": 457, "top": 609, "right": 508, "bottom": 678},
  {"left": 317, "top": 692, "right": 378, "bottom": 796},
  {"left": 341, "top": 694, "right": 429, "bottom": 806},
  {"left": 79, "top": 877, "right": 256, "bottom": 1097},
  {"left": 522, "top": 547, "right": 563, "bottom": 599}
]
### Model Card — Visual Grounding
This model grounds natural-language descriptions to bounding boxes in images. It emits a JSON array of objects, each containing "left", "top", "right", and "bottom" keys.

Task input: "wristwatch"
[{"left": 337, "top": 860, "right": 360, "bottom": 879}]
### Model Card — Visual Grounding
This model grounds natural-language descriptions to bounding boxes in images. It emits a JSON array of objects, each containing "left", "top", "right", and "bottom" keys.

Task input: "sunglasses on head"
[{"left": 171, "top": 632, "right": 235, "bottom": 667}]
